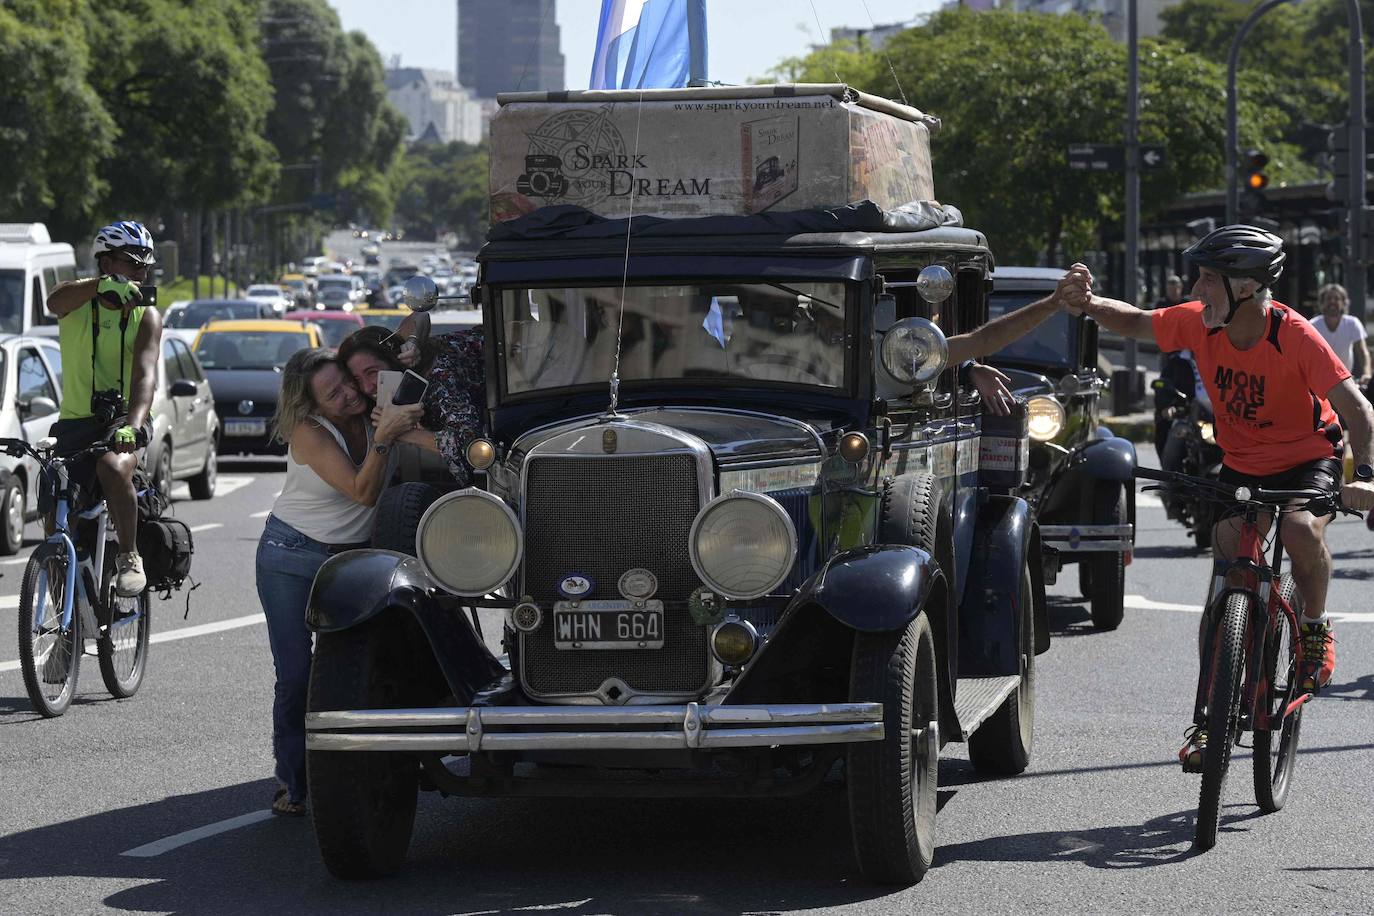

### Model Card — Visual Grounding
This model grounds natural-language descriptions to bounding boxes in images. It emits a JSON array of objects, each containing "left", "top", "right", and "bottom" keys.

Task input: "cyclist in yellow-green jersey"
[{"left": 45, "top": 221, "right": 163, "bottom": 596}]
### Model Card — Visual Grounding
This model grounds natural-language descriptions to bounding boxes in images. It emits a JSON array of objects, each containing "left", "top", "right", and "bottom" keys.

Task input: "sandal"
[{"left": 271, "top": 786, "right": 306, "bottom": 818}]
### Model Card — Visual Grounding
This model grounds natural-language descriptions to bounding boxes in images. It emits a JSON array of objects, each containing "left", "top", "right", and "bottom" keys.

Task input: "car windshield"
[
  {"left": 169, "top": 301, "right": 261, "bottom": 329},
  {"left": 248, "top": 286, "right": 281, "bottom": 297},
  {"left": 500, "top": 280, "right": 850, "bottom": 395},
  {"left": 317, "top": 278, "right": 352, "bottom": 291},
  {"left": 195, "top": 330, "right": 311, "bottom": 369},
  {"left": 311, "top": 320, "right": 356, "bottom": 348},
  {"left": 361, "top": 312, "right": 406, "bottom": 331},
  {"left": 0, "top": 269, "right": 22, "bottom": 335},
  {"left": 988, "top": 293, "right": 1076, "bottom": 368}
]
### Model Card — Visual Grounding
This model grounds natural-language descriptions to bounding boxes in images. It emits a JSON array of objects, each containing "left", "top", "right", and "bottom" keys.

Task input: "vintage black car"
[
  {"left": 985, "top": 266, "right": 1137, "bottom": 629},
  {"left": 302, "top": 218, "right": 1050, "bottom": 886}
]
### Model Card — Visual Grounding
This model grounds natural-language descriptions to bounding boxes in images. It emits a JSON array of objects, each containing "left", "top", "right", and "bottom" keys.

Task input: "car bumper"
[
  {"left": 305, "top": 702, "right": 884, "bottom": 752},
  {"left": 1039, "top": 523, "right": 1134, "bottom": 552}
]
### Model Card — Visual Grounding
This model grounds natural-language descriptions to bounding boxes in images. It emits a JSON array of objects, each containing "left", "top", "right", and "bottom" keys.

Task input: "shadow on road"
[
  {"left": 1325, "top": 674, "right": 1374, "bottom": 702},
  {"left": 1045, "top": 596, "right": 1101, "bottom": 638},
  {"left": 1130, "top": 544, "right": 1207, "bottom": 560},
  {"left": 0, "top": 773, "right": 944, "bottom": 914},
  {"left": 934, "top": 806, "right": 1264, "bottom": 870}
]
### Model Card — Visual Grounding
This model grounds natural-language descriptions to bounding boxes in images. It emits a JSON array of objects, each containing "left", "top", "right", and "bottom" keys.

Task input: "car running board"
[{"left": 952, "top": 675, "right": 1020, "bottom": 741}]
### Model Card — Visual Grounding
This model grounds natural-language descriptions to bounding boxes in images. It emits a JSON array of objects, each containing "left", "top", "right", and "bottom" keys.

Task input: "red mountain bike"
[{"left": 1135, "top": 466, "right": 1361, "bottom": 850}]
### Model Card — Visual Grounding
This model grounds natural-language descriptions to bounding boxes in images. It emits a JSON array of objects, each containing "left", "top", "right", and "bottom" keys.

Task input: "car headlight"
[
  {"left": 416, "top": 489, "right": 522, "bottom": 596},
  {"left": 1026, "top": 395, "right": 1065, "bottom": 442},
  {"left": 1199, "top": 421, "right": 1215, "bottom": 444},
  {"left": 880, "top": 317, "right": 949, "bottom": 385},
  {"left": 689, "top": 491, "right": 797, "bottom": 600}
]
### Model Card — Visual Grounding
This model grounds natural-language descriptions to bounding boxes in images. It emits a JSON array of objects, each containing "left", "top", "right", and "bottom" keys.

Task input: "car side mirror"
[
  {"left": 20, "top": 395, "right": 58, "bottom": 419},
  {"left": 170, "top": 378, "right": 198, "bottom": 398}
]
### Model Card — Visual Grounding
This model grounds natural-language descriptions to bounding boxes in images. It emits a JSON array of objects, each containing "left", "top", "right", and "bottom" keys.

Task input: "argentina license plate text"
[{"left": 553, "top": 599, "right": 664, "bottom": 650}]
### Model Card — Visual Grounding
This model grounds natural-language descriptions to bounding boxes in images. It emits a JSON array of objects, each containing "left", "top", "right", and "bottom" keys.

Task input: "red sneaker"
[
  {"left": 1298, "top": 620, "right": 1336, "bottom": 693},
  {"left": 1179, "top": 725, "right": 1207, "bottom": 773}
]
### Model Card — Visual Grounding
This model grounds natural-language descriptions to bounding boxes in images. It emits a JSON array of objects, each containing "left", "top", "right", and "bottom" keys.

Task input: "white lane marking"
[
  {"left": 250, "top": 510, "right": 271, "bottom": 518},
  {"left": 0, "top": 612, "right": 265, "bottom": 672},
  {"left": 209, "top": 475, "right": 256, "bottom": 498},
  {"left": 1, "top": 556, "right": 29, "bottom": 565},
  {"left": 0, "top": 595, "right": 17, "bottom": 610},
  {"left": 189, "top": 523, "right": 222, "bottom": 533},
  {"left": 452, "top": 902, "right": 594, "bottom": 916},
  {"left": 1135, "top": 492, "right": 1164, "bottom": 509},
  {"left": 1125, "top": 594, "right": 1374, "bottom": 624},
  {"left": 120, "top": 810, "right": 274, "bottom": 857}
]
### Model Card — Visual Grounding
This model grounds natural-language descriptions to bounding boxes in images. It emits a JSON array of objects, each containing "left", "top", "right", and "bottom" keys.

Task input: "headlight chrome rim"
[
  {"left": 416, "top": 488, "right": 523, "bottom": 596},
  {"left": 689, "top": 490, "right": 798, "bottom": 601},
  {"left": 1026, "top": 395, "right": 1066, "bottom": 442},
  {"left": 880, "top": 317, "right": 949, "bottom": 385}
]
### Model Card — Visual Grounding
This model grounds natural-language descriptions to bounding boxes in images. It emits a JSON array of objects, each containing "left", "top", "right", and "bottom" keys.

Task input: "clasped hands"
[{"left": 1053, "top": 263, "right": 1095, "bottom": 315}]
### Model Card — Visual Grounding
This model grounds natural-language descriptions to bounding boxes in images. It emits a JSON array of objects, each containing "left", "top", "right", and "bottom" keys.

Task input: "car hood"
[
  {"left": 205, "top": 369, "right": 283, "bottom": 402},
  {"left": 510, "top": 407, "right": 825, "bottom": 468}
]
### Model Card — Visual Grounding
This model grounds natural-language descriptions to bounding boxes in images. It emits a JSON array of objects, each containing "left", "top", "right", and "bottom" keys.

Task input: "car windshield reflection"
[
  {"left": 500, "top": 280, "right": 850, "bottom": 395},
  {"left": 989, "top": 293, "right": 1076, "bottom": 368}
]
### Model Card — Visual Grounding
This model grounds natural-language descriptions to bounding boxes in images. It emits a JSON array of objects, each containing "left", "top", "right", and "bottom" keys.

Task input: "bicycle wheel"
[
  {"left": 17, "top": 543, "right": 81, "bottom": 718},
  {"left": 98, "top": 585, "right": 150, "bottom": 699},
  {"left": 1195, "top": 590, "right": 1249, "bottom": 851},
  {"left": 1254, "top": 575, "right": 1304, "bottom": 813}
]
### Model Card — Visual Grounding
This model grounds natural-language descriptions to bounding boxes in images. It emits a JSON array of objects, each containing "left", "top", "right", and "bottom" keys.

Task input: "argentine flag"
[{"left": 588, "top": 0, "right": 708, "bottom": 90}]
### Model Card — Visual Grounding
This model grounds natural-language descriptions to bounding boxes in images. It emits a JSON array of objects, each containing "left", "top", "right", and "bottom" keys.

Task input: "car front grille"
[{"left": 519, "top": 452, "right": 708, "bottom": 700}]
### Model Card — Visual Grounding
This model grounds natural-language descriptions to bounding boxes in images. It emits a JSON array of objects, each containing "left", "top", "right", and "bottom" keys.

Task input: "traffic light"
[{"left": 1237, "top": 149, "right": 1269, "bottom": 217}]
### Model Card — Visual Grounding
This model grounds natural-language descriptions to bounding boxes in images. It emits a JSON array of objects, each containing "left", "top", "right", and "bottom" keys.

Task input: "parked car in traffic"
[
  {"left": 278, "top": 273, "right": 314, "bottom": 309},
  {"left": 244, "top": 284, "right": 292, "bottom": 317},
  {"left": 985, "top": 266, "right": 1137, "bottom": 630},
  {"left": 314, "top": 274, "right": 363, "bottom": 311},
  {"left": 193, "top": 319, "right": 321, "bottom": 455},
  {"left": 356, "top": 308, "right": 410, "bottom": 332},
  {"left": 282, "top": 308, "right": 363, "bottom": 349},
  {"left": 0, "top": 334, "right": 64, "bottom": 551}
]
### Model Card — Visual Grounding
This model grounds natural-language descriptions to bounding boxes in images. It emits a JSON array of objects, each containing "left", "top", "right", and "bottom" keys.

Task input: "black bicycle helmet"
[
  {"left": 1182, "top": 224, "right": 1285, "bottom": 287},
  {"left": 1182, "top": 224, "right": 1285, "bottom": 325}
]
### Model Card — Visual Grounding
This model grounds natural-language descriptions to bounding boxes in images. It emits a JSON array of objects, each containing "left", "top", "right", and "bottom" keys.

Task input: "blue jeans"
[{"left": 255, "top": 515, "right": 332, "bottom": 804}]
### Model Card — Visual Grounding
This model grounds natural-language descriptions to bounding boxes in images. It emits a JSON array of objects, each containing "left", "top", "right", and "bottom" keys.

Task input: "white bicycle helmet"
[{"left": 93, "top": 220, "right": 155, "bottom": 265}]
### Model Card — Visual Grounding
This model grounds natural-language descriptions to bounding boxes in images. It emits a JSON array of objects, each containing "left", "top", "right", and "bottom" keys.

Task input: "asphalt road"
[{"left": 1, "top": 452, "right": 1372, "bottom": 915}]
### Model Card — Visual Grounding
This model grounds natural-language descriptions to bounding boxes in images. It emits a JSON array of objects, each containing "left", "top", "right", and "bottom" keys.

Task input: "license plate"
[
  {"left": 225, "top": 419, "right": 267, "bottom": 437},
  {"left": 553, "top": 599, "right": 664, "bottom": 650}
]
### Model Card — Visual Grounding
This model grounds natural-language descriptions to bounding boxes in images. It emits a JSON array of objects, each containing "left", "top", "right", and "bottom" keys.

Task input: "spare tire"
[{"left": 372, "top": 483, "right": 442, "bottom": 555}]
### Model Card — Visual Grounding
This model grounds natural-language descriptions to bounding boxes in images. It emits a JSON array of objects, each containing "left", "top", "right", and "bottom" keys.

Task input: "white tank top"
[{"left": 271, "top": 415, "right": 378, "bottom": 544}]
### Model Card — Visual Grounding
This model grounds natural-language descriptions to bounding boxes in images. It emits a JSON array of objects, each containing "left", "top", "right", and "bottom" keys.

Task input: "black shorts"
[
  {"left": 49, "top": 415, "right": 153, "bottom": 458},
  {"left": 1218, "top": 456, "right": 1342, "bottom": 497}
]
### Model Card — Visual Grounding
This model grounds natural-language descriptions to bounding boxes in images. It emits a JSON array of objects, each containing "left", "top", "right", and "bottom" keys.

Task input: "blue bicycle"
[{"left": 4, "top": 436, "right": 150, "bottom": 717}]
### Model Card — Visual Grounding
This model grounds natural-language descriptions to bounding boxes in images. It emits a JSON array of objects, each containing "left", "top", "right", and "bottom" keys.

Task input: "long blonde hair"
[{"left": 272, "top": 348, "right": 337, "bottom": 444}]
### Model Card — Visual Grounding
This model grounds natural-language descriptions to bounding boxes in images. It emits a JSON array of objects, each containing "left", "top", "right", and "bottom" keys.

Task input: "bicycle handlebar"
[
  {"left": 1135, "top": 465, "right": 1363, "bottom": 519},
  {"left": 0, "top": 437, "right": 111, "bottom": 466}
]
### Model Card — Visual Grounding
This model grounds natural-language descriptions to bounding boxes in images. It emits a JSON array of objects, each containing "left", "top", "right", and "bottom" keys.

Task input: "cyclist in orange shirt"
[{"left": 1057, "top": 226, "right": 1374, "bottom": 768}]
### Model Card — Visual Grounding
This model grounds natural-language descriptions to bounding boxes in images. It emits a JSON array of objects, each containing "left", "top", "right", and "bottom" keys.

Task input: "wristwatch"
[
  {"left": 373, "top": 441, "right": 391, "bottom": 457},
  {"left": 1355, "top": 463, "right": 1373, "bottom": 482}
]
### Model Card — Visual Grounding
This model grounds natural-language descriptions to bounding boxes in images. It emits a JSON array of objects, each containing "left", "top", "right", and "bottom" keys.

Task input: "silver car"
[{"left": 0, "top": 335, "right": 64, "bottom": 552}]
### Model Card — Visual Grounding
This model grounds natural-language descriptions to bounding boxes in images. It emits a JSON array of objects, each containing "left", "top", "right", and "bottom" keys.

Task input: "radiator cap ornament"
[
  {"left": 602, "top": 428, "right": 617, "bottom": 453},
  {"left": 557, "top": 574, "right": 594, "bottom": 599}
]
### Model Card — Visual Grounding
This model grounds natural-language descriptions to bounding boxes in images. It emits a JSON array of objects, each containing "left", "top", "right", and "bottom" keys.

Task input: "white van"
[{"left": 0, "top": 223, "right": 78, "bottom": 333}]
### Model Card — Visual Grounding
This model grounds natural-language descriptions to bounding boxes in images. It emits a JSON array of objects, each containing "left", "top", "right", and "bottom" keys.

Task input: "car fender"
[
  {"left": 1079, "top": 435, "right": 1137, "bottom": 482},
  {"left": 789, "top": 544, "right": 944, "bottom": 634},
  {"left": 958, "top": 494, "right": 1048, "bottom": 676},
  {"left": 306, "top": 548, "right": 505, "bottom": 703}
]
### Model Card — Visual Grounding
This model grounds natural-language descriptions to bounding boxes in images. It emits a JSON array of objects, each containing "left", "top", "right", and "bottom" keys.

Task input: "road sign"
[
  {"left": 1140, "top": 145, "right": 1166, "bottom": 169},
  {"left": 1067, "top": 144, "right": 1124, "bottom": 171}
]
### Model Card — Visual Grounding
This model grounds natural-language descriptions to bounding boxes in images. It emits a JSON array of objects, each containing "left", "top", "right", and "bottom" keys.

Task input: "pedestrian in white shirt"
[{"left": 1310, "top": 283, "right": 1370, "bottom": 388}]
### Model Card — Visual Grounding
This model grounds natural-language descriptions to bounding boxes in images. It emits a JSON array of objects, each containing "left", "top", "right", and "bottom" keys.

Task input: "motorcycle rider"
[
  {"left": 1058, "top": 225, "right": 1374, "bottom": 768},
  {"left": 44, "top": 221, "right": 164, "bottom": 596}
]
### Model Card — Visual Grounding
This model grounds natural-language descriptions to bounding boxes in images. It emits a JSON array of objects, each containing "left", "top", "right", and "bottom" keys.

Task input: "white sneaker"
[{"left": 115, "top": 552, "right": 147, "bottom": 597}]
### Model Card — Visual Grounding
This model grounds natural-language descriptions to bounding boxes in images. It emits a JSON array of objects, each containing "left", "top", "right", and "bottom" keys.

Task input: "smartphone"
[
  {"left": 393, "top": 369, "right": 429, "bottom": 406},
  {"left": 141, "top": 285, "right": 158, "bottom": 309},
  {"left": 375, "top": 370, "right": 403, "bottom": 407}
]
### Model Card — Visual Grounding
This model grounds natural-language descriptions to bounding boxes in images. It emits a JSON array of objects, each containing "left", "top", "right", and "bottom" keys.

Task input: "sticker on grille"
[{"left": 520, "top": 453, "right": 708, "bottom": 697}]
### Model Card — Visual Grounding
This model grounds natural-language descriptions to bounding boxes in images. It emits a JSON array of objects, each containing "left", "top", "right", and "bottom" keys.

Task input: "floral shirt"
[{"left": 420, "top": 328, "right": 485, "bottom": 484}]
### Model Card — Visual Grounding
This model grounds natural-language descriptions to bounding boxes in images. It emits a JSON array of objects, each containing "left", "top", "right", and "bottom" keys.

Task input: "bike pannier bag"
[{"left": 137, "top": 517, "right": 193, "bottom": 590}]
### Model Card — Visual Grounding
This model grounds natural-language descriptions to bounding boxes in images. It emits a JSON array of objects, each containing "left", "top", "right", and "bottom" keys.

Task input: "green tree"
[
  {"left": 260, "top": 0, "right": 406, "bottom": 222},
  {"left": 0, "top": 0, "right": 113, "bottom": 241},
  {"left": 392, "top": 142, "right": 489, "bottom": 244},
  {"left": 85, "top": 0, "right": 278, "bottom": 215}
]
